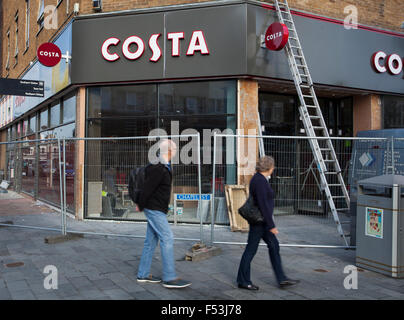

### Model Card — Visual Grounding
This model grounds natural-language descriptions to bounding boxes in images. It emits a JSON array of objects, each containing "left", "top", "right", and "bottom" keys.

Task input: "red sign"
[
  {"left": 37, "top": 43, "right": 62, "bottom": 67},
  {"left": 101, "top": 30, "right": 209, "bottom": 62},
  {"left": 371, "top": 51, "right": 403, "bottom": 76},
  {"left": 265, "top": 22, "right": 289, "bottom": 51}
]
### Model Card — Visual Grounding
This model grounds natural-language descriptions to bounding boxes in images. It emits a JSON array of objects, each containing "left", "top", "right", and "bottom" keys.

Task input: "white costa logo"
[
  {"left": 101, "top": 30, "right": 209, "bottom": 62},
  {"left": 372, "top": 51, "right": 403, "bottom": 76},
  {"left": 39, "top": 51, "right": 60, "bottom": 57}
]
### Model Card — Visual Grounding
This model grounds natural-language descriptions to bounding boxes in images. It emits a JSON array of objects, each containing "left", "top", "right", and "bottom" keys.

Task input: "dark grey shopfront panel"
[
  {"left": 72, "top": 13, "right": 165, "bottom": 83},
  {"left": 164, "top": 4, "right": 246, "bottom": 78},
  {"left": 72, "top": 1, "right": 403, "bottom": 95},
  {"left": 71, "top": 4, "right": 247, "bottom": 84},
  {"left": 247, "top": 3, "right": 404, "bottom": 95}
]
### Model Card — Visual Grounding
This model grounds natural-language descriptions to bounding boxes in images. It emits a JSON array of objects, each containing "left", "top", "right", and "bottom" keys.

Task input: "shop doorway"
[{"left": 258, "top": 92, "right": 353, "bottom": 216}]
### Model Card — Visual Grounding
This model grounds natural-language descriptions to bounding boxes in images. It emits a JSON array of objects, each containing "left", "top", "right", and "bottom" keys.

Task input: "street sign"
[
  {"left": 175, "top": 194, "right": 211, "bottom": 201},
  {"left": 0, "top": 78, "right": 44, "bottom": 97}
]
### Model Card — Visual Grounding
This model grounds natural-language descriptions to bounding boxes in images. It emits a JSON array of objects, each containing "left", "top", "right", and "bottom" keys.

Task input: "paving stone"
[
  {"left": 36, "top": 292, "right": 60, "bottom": 300},
  {"left": 0, "top": 288, "right": 11, "bottom": 300},
  {"left": 103, "top": 288, "right": 133, "bottom": 300},
  {"left": 130, "top": 290, "right": 158, "bottom": 300},
  {"left": 6, "top": 279, "right": 30, "bottom": 292},
  {"left": 92, "top": 278, "right": 119, "bottom": 291},
  {"left": 9, "top": 289, "right": 36, "bottom": 300}
]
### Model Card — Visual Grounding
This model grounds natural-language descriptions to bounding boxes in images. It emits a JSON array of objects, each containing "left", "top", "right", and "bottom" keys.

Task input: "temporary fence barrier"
[
  {"left": 1, "top": 134, "right": 402, "bottom": 250},
  {"left": 0, "top": 138, "right": 66, "bottom": 234},
  {"left": 211, "top": 133, "right": 397, "bottom": 249},
  {"left": 60, "top": 134, "right": 204, "bottom": 243}
]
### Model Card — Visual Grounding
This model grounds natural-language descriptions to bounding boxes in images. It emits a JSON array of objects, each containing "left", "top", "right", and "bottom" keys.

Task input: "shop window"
[
  {"left": 23, "top": 119, "right": 28, "bottom": 136},
  {"left": 88, "top": 85, "right": 157, "bottom": 118},
  {"left": 259, "top": 93, "right": 296, "bottom": 136},
  {"left": 40, "top": 109, "right": 48, "bottom": 130},
  {"left": 50, "top": 103, "right": 61, "bottom": 127},
  {"left": 63, "top": 93, "right": 76, "bottom": 123},
  {"left": 29, "top": 115, "right": 37, "bottom": 134},
  {"left": 37, "top": 0, "right": 44, "bottom": 33},
  {"left": 383, "top": 95, "right": 404, "bottom": 129},
  {"left": 85, "top": 80, "right": 237, "bottom": 221}
]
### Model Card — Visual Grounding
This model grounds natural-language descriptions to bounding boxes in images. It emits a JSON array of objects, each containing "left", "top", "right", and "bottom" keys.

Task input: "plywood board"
[{"left": 225, "top": 185, "right": 249, "bottom": 232}]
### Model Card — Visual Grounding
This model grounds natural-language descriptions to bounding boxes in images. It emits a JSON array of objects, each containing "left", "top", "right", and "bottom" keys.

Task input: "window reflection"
[{"left": 383, "top": 95, "right": 404, "bottom": 129}]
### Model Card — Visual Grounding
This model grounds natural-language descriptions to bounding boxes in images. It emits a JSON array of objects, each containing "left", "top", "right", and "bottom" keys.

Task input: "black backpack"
[{"left": 128, "top": 165, "right": 149, "bottom": 205}]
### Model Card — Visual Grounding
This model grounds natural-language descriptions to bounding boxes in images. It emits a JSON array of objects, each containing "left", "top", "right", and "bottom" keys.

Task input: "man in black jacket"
[{"left": 137, "top": 139, "right": 191, "bottom": 289}]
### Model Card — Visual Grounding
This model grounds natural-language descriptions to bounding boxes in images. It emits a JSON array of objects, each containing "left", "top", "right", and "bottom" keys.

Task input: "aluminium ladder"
[{"left": 272, "top": 0, "right": 351, "bottom": 246}]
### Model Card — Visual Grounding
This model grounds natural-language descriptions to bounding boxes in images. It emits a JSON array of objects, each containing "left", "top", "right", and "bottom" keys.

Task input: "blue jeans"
[
  {"left": 137, "top": 209, "right": 177, "bottom": 282},
  {"left": 237, "top": 224, "right": 287, "bottom": 286}
]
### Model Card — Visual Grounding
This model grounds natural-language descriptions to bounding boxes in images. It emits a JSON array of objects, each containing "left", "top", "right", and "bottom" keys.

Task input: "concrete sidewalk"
[{"left": 0, "top": 193, "right": 403, "bottom": 300}]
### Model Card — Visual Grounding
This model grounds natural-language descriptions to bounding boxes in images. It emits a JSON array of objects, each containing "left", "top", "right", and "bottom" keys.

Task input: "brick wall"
[
  {"left": 1, "top": 0, "right": 74, "bottom": 79},
  {"left": 0, "top": 0, "right": 2, "bottom": 74},
  {"left": 283, "top": 0, "right": 403, "bottom": 32},
  {"left": 77, "top": 0, "right": 404, "bottom": 32}
]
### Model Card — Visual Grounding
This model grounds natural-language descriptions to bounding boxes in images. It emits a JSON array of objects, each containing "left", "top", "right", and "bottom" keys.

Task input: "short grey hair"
[
  {"left": 159, "top": 139, "right": 177, "bottom": 155},
  {"left": 256, "top": 156, "right": 275, "bottom": 173}
]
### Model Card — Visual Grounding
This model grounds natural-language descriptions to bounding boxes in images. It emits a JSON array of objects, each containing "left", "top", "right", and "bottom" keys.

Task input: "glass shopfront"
[
  {"left": 259, "top": 92, "right": 353, "bottom": 216},
  {"left": 7, "top": 91, "right": 76, "bottom": 211},
  {"left": 383, "top": 95, "right": 404, "bottom": 129},
  {"left": 85, "top": 80, "right": 237, "bottom": 222}
]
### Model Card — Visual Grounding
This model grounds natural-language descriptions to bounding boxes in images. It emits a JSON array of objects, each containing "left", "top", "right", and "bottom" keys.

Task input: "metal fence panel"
[
  {"left": 0, "top": 139, "right": 65, "bottom": 234},
  {"left": 211, "top": 134, "right": 391, "bottom": 248},
  {"left": 62, "top": 134, "right": 203, "bottom": 243}
]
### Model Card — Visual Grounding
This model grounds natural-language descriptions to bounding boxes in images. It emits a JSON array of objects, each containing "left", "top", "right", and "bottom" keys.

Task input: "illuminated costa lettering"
[
  {"left": 101, "top": 30, "right": 209, "bottom": 62},
  {"left": 186, "top": 31, "right": 209, "bottom": 56},
  {"left": 101, "top": 37, "right": 120, "bottom": 62},
  {"left": 387, "top": 54, "right": 403, "bottom": 75},
  {"left": 371, "top": 51, "right": 403, "bottom": 77},
  {"left": 167, "top": 32, "right": 184, "bottom": 57},
  {"left": 122, "top": 36, "right": 144, "bottom": 60}
]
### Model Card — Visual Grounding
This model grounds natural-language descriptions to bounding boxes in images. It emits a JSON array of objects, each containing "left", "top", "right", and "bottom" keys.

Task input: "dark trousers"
[{"left": 237, "top": 224, "right": 287, "bottom": 286}]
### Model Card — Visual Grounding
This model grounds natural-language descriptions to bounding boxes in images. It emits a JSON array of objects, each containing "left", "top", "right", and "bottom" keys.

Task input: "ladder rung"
[
  {"left": 306, "top": 105, "right": 317, "bottom": 108},
  {"left": 332, "top": 196, "right": 346, "bottom": 199},
  {"left": 299, "top": 74, "right": 309, "bottom": 78},
  {"left": 323, "top": 159, "right": 335, "bottom": 162},
  {"left": 283, "top": 19, "right": 293, "bottom": 23},
  {"left": 312, "top": 126, "right": 325, "bottom": 130},
  {"left": 303, "top": 95, "right": 313, "bottom": 98},
  {"left": 328, "top": 184, "right": 342, "bottom": 187},
  {"left": 296, "top": 64, "right": 306, "bottom": 67},
  {"left": 325, "top": 172, "right": 340, "bottom": 175},
  {"left": 310, "top": 116, "right": 321, "bottom": 119}
]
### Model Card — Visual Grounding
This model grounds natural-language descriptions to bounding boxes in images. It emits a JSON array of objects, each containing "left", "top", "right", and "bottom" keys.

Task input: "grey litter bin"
[{"left": 356, "top": 174, "right": 404, "bottom": 278}]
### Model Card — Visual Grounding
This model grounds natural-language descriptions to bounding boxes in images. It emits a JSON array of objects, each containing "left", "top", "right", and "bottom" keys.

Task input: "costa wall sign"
[
  {"left": 101, "top": 30, "right": 209, "bottom": 62},
  {"left": 37, "top": 43, "right": 62, "bottom": 67},
  {"left": 372, "top": 51, "right": 403, "bottom": 77},
  {"left": 265, "top": 22, "right": 289, "bottom": 51}
]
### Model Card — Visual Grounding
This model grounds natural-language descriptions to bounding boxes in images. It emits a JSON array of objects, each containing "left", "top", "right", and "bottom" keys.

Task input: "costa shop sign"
[
  {"left": 371, "top": 51, "right": 403, "bottom": 77},
  {"left": 265, "top": 22, "right": 289, "bottom": 51},
  {"left": 37, "top": 43, "right": 62, "bottom": 67},
  {"left": 101, "top": 30, "right": 209, "bottom": 62}
]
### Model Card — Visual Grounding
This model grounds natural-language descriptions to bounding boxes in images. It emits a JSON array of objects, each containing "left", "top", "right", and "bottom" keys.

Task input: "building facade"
[{"left": 0, "top": 0, "right": 403, "bottom": 223}]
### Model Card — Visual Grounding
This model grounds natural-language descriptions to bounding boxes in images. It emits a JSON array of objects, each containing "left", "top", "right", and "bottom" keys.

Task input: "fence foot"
[
  {"left": 44, "top": 233, "right": 84, "bottom": 244},
  {"left": 0, "top": 221, "right": 13, "bottom": 227},
  {"left": 185, "top": 242, "right": 222, "bottom": 262}
]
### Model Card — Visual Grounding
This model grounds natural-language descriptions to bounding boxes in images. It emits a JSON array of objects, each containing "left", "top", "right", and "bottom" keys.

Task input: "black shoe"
[
  {"left": 279, "top": 279, "right": 300, "bottom": 289},
  {"left": 137, "top": 275, "right": 162, "bottom": 283},
  {"left": 162, "top": 279, "right": 192, "bottom": 289},
  {"left": 238, "top": 284, "right": 259, "bottom": 291}
]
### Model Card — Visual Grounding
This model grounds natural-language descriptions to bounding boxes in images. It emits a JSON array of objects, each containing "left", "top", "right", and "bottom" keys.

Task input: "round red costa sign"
[
  {"left": 265, "top": 22, "right": 289, "bottom": 51},
  {"left": 37, "top": 43, "right": 62, "bottom": 67}
]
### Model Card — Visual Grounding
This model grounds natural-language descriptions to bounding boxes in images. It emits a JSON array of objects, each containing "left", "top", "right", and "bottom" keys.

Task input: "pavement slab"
[{"left": 0, "top": 199, "right": 403, "bottom": 301}]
